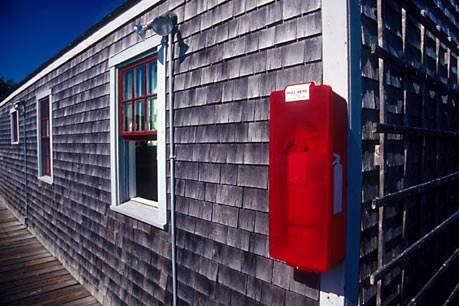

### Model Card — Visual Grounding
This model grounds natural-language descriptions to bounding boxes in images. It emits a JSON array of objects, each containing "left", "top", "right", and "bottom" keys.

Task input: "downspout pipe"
[
  {"left": 12, "top": 101, "right": 28, "bottom": 229},
  {"left": 150, "top": 12, "right": 178, "bottom": 305},
  {"left": 168, "top": 31, "right": 177, "bottom": 306},
  {"left": 23, "top": 101, "right": 28, "bottom": 229}
]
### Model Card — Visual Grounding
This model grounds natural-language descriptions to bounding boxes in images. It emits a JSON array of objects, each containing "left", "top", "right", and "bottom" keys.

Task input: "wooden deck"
[{"left": 0, "top": 202, "right": 99, "bottom": 306}]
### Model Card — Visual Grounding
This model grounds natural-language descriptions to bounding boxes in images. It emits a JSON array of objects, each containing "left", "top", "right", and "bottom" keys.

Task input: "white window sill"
[
  {"left": 38, "top": 175, "right": 53, "bottom": 185},
  {"left": 110, "top": 199, "right": 167, "bottom": 229},
  {"left": 11, "top": 141, "right": 19, "bottom": 145}
]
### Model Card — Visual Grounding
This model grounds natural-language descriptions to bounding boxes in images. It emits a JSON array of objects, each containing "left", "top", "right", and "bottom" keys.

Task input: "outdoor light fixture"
[
  {"left": 133, "top": 12, "right": 177, "bottom": 40},
  {"left": 10, "top": 100, "right": 24, "bottom": 110},
  {"left": 151, "top": 12, "right": 177, "bottom": 36}
]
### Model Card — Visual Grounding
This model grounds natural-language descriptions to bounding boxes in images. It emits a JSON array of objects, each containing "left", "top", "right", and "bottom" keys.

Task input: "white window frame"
[
  {"left": 10, "top": 107, "right": 19, "bottom": 145},
  {"left": 36, "top": 89, "right": 54, "bottom": 185},
  {"left": 109, "top": 34, "right": 167, "bottom": 229}
]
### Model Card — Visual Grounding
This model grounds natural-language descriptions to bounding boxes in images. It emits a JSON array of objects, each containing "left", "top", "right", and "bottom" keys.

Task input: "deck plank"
[
  {"left": 0, "top": 217, "right": 16, "bottom": 223},
  {"left": 0, "top": 260, "right": 65, "bottom": 283},
  {"left": 0, "top": 254, "right": 55, "bottom": 273},
  {"left": 0, "top": 268, "right": 70, "bottom": 291},
  {"left": 0, "top": 274, "right": 74, "bottom": 298},
  {"left": 0, "top": 248, "right": 49, "bottom": 265},
  {"left": 0, "top": 202, "right": 99, "bottom": 306},
  {"left": 0, "top": 244, "right": 47, "bottom": 261},
  {"left": 60, "top": 295, "right": 102, "bottom": 306},
  {"left": 0, "top": 232, "right": 34, "bottom": 243},
  {"left": 0, "top": 238, "right": 41, "bottom": 251},
  {"left": 0, "top": 279, "right": 79, "bottom": 304},
  {"left": 0, "top": 221, "right": 22, "bottom": 228},
  {"left": 14, "top": 284, "right": 90, "bottom": 306},
  {"left": 0, "top": 227, "right": 28, "bottom": 238}
]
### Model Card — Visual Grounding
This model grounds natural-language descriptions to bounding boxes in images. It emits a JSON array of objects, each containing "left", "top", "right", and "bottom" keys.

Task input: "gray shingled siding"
[
  {"left": 0, "top": 1, "right": 323, "bottom": 305},
  {"left": 359, "top": 0, "right": 459, "bottom": 305}
]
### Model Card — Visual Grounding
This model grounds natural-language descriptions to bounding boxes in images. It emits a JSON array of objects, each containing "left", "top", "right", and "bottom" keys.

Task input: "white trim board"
[
  {"left": 0, "top": 0, "right": 160, "bottom": 108},
  {"left": 320, "top": 0, "right": 349, "bottom": 305},
  {"left": 322, "top": 0, "right": 349, "bottom": 101},
  {"left": 320, "top": 1, "right": 364, "bottom": 305}
]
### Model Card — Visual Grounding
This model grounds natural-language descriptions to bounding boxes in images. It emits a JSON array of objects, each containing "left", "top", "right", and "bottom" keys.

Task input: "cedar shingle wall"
[
  {"left": 0, "top": 1, "right": 324, "bottom": 305},
  {"left": 359, "top": 0, "right": 459, "bottom": 305}
]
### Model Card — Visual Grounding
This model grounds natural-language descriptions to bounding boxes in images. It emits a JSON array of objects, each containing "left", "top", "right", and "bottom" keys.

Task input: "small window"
[
  {"left": 109, "top": 34, "right": 166, "bottom": 229},
  {"left": 36, "top": 90, "right": 53, "bottom": 184},
  {"left": 40, "top": 98, "right": 51, "bottom": 176},
  {"left": 10, "top": 108, "right": 19, "bottom": 144}
]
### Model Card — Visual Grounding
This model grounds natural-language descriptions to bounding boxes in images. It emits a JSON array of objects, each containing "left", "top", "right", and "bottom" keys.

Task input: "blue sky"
[{"left": 0, "top": 0, "right": 126, "bottom": 83}]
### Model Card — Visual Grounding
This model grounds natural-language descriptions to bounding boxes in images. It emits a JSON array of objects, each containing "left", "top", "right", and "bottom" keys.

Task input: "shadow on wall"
[
  {"left": 157, "top": 30, "right": 188, "bottom": 66},
  {"left": 176, "top": 30, "right": 189, "bottom": 63}
]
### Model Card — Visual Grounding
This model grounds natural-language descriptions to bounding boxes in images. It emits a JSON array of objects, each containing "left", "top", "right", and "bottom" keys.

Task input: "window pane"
[
  {"left": 45, "top": 139, "right": 51, "bottom": 176},
  {"left": 123, "top": 102, "right": 133, "bottom": 132},
  {"left": 42, "top": 119, "right": 49, "bottom": 137},
  {"left": 134, "top": 99, "right": 144, "bottom": 131},
  {"left": 42, "top": 139, "right": 50, "bottom": 176},
  {"left": 121, "top": 140, "right": 158, "bottom": 203},
  {"left": 123, "top": 69, "right": 133, "bottom": 100},
  {"left": 146, "top": 61, "right": 157, "bottom": 95},
  {"left": 135, "top": 141, "right": 158, "bottom": 201},
  {"left": 41, "top": 100, "right": 49, "bottom": 119},
  {"left": 41, "top": 100, "right": 49, "bottom": 137},
  {"left": 134, "top": 65, "right": 145, "bottom": 98},
  {"left": 146, "top": 97, "right": 157, "bottom": 131},
  {"left": 41, "top": 139, "right": 47, "bottom": 174}
]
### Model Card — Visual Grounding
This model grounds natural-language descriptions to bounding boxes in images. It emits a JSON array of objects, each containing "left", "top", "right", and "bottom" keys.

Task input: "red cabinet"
[{"left": 269, "top": 83, "right": 347, "bottom": 272}]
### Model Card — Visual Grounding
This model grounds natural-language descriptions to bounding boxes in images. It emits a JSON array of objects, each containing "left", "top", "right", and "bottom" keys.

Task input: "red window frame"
[
  {"left": 119, "top": 55, "right": 158, "bottom": 137},
  {"left": 40, "top": 99, "right": 51, "bottom": 177}
]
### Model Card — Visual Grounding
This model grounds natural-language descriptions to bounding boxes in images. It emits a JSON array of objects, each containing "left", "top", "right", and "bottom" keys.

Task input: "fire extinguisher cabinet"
[{"left": 269, "top": 82, "right": 347, "bottom": 272}]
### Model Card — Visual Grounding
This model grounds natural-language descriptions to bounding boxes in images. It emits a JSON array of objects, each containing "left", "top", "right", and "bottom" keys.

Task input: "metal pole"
[
  {"left": 22, "top": 102, "right": 28, "bottom": 229},
  {"left": 168, "top": 32, "right": 177, "bottom": 306}
]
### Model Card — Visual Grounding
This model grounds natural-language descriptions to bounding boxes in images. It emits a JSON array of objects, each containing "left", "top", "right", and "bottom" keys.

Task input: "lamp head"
[
  {"left": 133, "top": 24, "right": 143, "bottom": 32},
  {"left": 151, "top": 12, "right": 177, "bottom": 36},
  {"left": 133, "top": 24, "right": 148, "bottom": 39},
  {"left": 10, "top": 100, "right": 24, "bottom": 110}
]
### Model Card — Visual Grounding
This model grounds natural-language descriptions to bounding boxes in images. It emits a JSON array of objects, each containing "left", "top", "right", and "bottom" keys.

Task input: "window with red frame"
[
  {"left": 119, "top": 55, "right": 158, "bottom": 137},
  {"left": 40, "top": 98, "right": 51, "bottom": 177},
  {"left": 119, "top": 55, "right": 158, "bottom": 202}
]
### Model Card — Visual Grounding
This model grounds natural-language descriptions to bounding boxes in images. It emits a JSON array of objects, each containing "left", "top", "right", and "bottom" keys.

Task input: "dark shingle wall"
[
  {"left": 0, "top": 1, "right": 323, "bottom": 305},
  {"left": 359, "top": 0, "right": 459, "bottom": 304}
]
